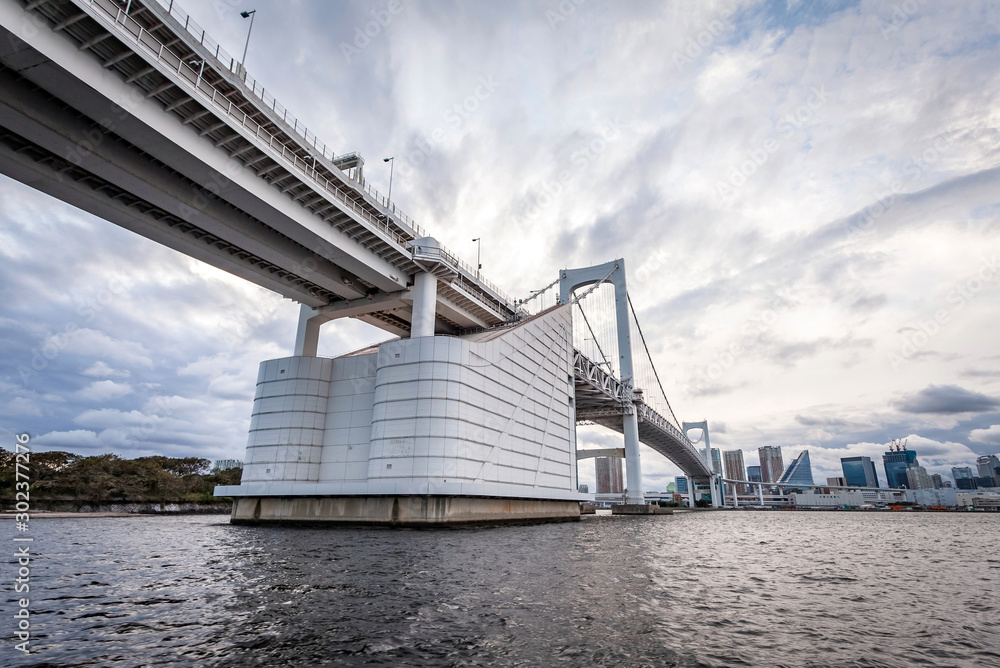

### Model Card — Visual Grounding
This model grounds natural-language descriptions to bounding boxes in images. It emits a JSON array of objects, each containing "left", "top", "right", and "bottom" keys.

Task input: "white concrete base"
[{"left": 230, "top": 495, "right": 581, "bottom": 526}]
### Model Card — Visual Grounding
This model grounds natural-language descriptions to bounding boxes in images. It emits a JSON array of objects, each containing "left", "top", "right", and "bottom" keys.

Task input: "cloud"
[
  {"left": 80, "top": 361, "right": 131, "bottom": 379},
  {"left": 76, "top": 380, "right": 133, "bottom": 402},
  {"left": 893, "top": 385, "right": 1000, "bottom": 414},
  {"left": 970, "top": 425, "right": 1000, "bottom": 446}
]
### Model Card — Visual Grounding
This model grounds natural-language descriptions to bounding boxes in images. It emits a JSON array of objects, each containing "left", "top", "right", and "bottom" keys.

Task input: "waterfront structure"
[
  {"left": 747, "top": 465, "right": 763, "bottom": 483},
  {"left": 596, "top": 457, "right": 624, "bottom": 494},
  {"left": 841, "top": 456, "right": 879, "bottom": 488},
  {"left": 905, "top": 466, "right": 934, "bottom": 490},
  {"left": 953, "top": 466, "right": 976, "bottom": 490},
  {"left": 723, "top": 450, "right": 748, "bottom": 494},
  {"left": 778, "top": 451, "right": 814, "bottom": 487},
  {"left": 789, "top": 489, "right": 906, "bottom": 508},
  {"left": 883, "top": 449, "right": 919, "bottom": 488},
  {"left": 758, "top": 446, "right": 785, "bottom": 483},
  {"left": 906, "top": 488, "right": 959, "bottom": 507},
  {"left": 213, "top": 459, "right": 244, "bottom": 472}
]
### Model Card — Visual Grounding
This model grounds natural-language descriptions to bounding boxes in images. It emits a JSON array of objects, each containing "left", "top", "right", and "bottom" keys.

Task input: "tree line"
[{"left": 0, "top": 448, "right": 241, "bottom": 505}]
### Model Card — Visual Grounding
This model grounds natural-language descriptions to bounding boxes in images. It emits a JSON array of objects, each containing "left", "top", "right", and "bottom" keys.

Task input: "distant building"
[
  {"left": 578, "top": 483, "right": 589, "bottom": 494},
  {"left": 778, "top": 451, "right": 814, "bottom": 487},
  {"left": 212, "top": 459, "right": 243, "bottom": 471},
  {"left": 827, "top": 477, "right": 848, "bottom": 487},
  {"left": 758, "top": 446, "right": 785, "bottom": 483},
  {"left": 974, "top": 477, "right": 997, "bottom": 489},
  {"left": 931, "top": 473, "right": 943, "bottom": 489},
  {"left": 723, "top": 450, "right": 748, "bottom": 494},
  {"left": 747, "top": 465, "right": 763, "bottom": 483},
  {"left": 841, "top": 456, "right": 879, "bottom": 488},
  {"left": 596, "top": 457, "right": 624, "bottom": 494},
  {"left": 953, "top": 466, "right": 977, "bottom": 490},
  {"left": 883, "top": 449, "right": 919, "bottom": 488},
  {"left": 676, "top": 476, "right": 689, "bottom": 494},
  {"left": 905, "top": 465, "right": 934, "bottom": 490},
  {"left": 711, "top": 448, "right": 723, "bottom": 476},
  {"left": 976, "top": 455, "right": 1000, "bottom": 486}
]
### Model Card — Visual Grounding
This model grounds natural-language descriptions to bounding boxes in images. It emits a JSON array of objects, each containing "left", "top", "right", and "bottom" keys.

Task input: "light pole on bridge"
[
  {"left": 239, "top": 10, "right": 257, "bottom": 77},
  {"left": 383, "top": 157, "right": 395, "bottom": 216},
  {"left": 472, "top": 237, "right": 481, "bottom": 279}
]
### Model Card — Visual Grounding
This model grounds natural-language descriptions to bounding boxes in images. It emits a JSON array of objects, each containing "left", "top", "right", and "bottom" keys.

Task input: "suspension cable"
[
  {"left": 575, "top": 300, "right": 613, "bottom": 373},
  {"left": 519, "top": 277, "right": 560, "bottom": 307},
  {"left": 627, "top": 290, "right": 681, "bottom": 429}
]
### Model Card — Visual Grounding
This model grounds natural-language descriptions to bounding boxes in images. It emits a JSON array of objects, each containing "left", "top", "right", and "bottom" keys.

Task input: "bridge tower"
[
  {"left": 558, "top": 259, "right": 645, "bottom": 505},
  {"left": 682, "top": 420, "right": 723, "bottom": 508}
]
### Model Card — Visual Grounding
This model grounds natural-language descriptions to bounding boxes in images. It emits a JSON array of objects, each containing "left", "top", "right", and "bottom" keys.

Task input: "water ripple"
[{"left": 3, "top": 513, "right": 998, "bottom": 667}]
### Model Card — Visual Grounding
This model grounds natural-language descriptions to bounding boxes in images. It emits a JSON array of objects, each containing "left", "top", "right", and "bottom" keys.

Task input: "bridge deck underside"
[{"left": 0, "top": 0, "right": 516, "bottom": 336}]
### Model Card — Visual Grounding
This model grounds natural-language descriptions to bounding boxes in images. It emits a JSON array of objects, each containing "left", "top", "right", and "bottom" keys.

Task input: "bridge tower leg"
[
  {"left": 758, "top": 482, "right": 764, "bottom": 506},
  {"left": 559, "top": 259, "right": 644, "bottom": 505},
  {"left": 410, "top": 271, "right": 437, "bottom": 338},
  {"left": 709, "top": 475, "right": 723, "bottom": 508},
  {"left": 294, "top": 304, "right": 322, "bottom": 356}
]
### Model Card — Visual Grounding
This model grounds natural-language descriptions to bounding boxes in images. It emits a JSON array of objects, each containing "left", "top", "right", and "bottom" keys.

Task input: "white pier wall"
[
  {"left": 368, "top": 305, "right": 577, "bottom": 495},
  {"left": 241, "top": 357, "right": 332, "bottom": 484},
  {"left": 223, "top": 305, "right": 584, "bottom": 501}
]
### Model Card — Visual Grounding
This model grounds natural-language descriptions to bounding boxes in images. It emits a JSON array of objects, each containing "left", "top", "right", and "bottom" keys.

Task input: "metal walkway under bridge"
[{"left": 0, "top": 0, "right": 716, "bottom": 503}]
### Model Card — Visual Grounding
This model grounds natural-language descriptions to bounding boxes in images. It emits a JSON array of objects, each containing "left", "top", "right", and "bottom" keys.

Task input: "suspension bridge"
[{"left": 1, "top": 0, "right": 720, "bottom": 524}]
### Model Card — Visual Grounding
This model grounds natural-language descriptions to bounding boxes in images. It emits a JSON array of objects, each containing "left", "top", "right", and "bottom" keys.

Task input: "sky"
[{"left": 2, "top": 0, "right": 999, "bottom": 492}]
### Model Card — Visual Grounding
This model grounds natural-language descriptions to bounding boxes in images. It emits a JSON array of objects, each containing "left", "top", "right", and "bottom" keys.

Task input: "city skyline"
[{"left": 1, "top": 0, "right": 998, "bottom": 494}]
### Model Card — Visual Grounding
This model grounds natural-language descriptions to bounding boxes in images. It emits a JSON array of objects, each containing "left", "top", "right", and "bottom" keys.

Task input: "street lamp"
[
  {"left": 239, "top": 10, "right": 256, "bottom": 76},
  {"left": 472, "top": 237, "right": 481, "bottom": 279},
  {"left": 383, "top": 157, "right": 394, "bottom": 212}
]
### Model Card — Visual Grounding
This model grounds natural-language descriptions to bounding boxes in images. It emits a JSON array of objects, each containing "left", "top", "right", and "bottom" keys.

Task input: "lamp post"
[
  {"left": 472, "top": 237, "right": 481, "bottom": 279},
  {"left": 383, "top": 157, "right": 394, "bottom": 212},
  {"left": 239, "top": 10, "right": 256, "bottom": 76}
]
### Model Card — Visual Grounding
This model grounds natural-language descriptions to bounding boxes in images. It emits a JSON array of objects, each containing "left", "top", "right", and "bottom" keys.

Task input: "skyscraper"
[
  {"left": 778, "top": 450, "right": 814, "bottom": 487},
  {"left": 976, "top": 455, "right": 1000, "bottom": 486},
  {"left": 758, "top": 446, "right": 784, "bottom": 483},
  {"left": 841, "top": 456, "right": 879, "bottom": 488},
  {"left": 596, "top": 457, "right": 623, "bottom": 494},
  {"left": 952, "top": 466, "right": 976, "bottom": 490},
  {"left": 747, "top": 465, "right": 763, "bottom": 483},
  {"left": 676, "top": 476, "right": 688, "bottom": 494},
  {"left": 931, "top": 473, "right": 943, "bottom": 489},
  {"left": 905, "top": 466, "right": 933, "bottom": 490},
  {"left": 711, "top": 448, "right": 723, "bottom": 476},
  {"left": 723, "top": 450, "right": 748, "bottom": 494},
  {"left": 883, "top": 449, "right": 919, "bottom": 488}
]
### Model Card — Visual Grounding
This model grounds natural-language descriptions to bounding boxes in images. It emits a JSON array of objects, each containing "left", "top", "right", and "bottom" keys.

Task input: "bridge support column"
[
  {"left": 294, "top": 304, "right": 321, "bottom": 356},
  {"left": 709, "top": 474, "right": 722, "bottom": 508},
  {"left": 731, "top": 483, "right": 739, "bottom": 508},
  {"left": 623, "top": 407, "right": 643, "bottom": 505},
  {"left": 687, "top": 483, "right": 695, "bottom": 508},
  {"left": 758, "top": 483, "right": 764, "bottom": 506},
  {"left": 411, "top": 271, "right": 437, "bottom": 338}
]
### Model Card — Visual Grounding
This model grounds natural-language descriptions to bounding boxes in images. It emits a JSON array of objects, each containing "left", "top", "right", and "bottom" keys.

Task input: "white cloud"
[
  {"left": 76, "top": 380, "right": 133, "bottom": 402},
  {"left": 80, "top": 361, "right": 131, "bottom": 379},
  {"left": 970, "top": 425, "right": 1000, "bottom": 446}
]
